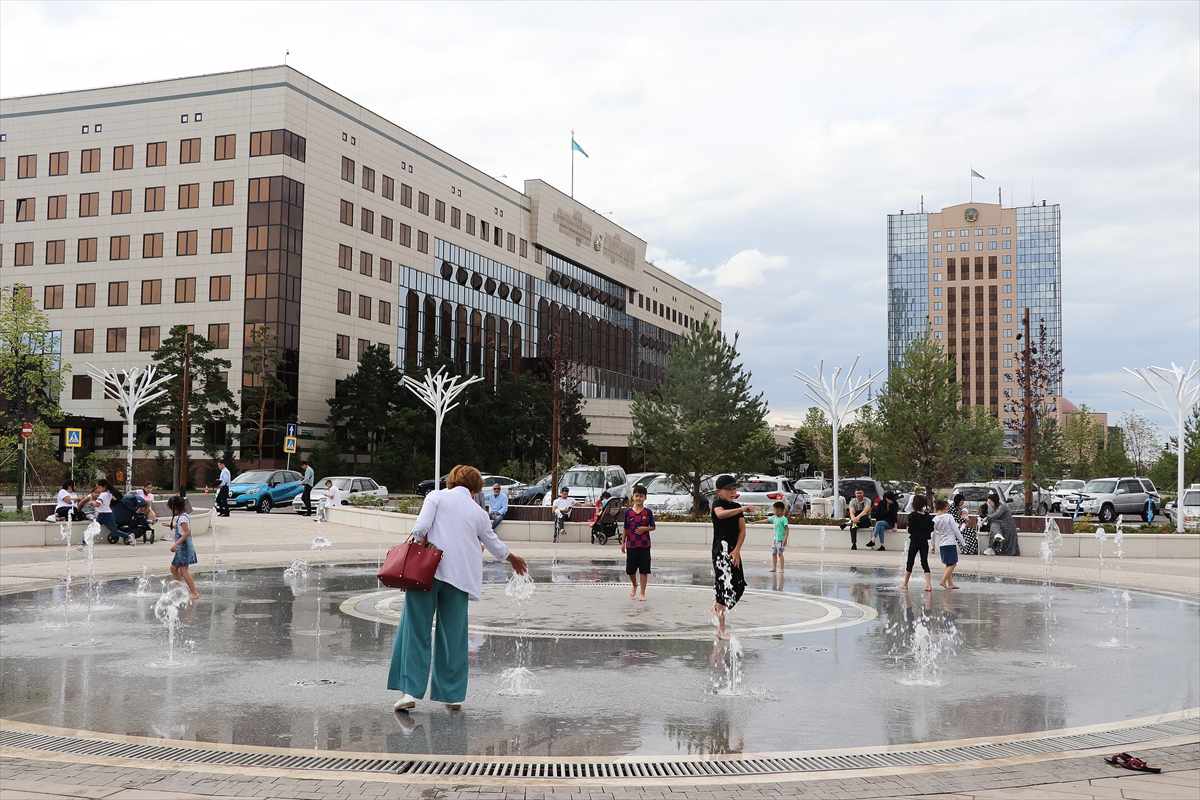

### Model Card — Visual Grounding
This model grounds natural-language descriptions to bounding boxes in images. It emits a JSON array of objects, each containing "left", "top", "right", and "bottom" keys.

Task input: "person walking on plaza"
[
  {"left": 300, "top": 460, "right": 315, "bottom": 516},
  {"left": 552, "top": 487, "right": 575, "bottom": 542},
  {"left": 900, "top": 495, "right": 933, "bottom": 591},
  {"left": 215, "top": 460, "right": 231, "bottom": 517},
  {"left": 840, "top": 487, "right": 871, "bottom": 549},
  {"left": 487, "top": 482, "right": 509, "bottom": 530},
  {"left": 949, "top": 493, "right": 978, "bottom": 555},
  {"left": 710, "top": 474, "right": 748, "bottom": 640},
  {"left": 622, "top": 484, "right": 655, "bottom": 601},
  {"left": 984, "top": 491, "right": 1020, "bottom": 556},
  {"left": 868, "top": 491, "right": 899, "bottom": 551},
  {"left": 389, "top": 465, "right": 528, "bottom": 712},
  {"left": 934, "top": 498, "right": 967, "bottom": 589},
  {"left": 164, "top": 495, "right": 199, "bottom": 600}
]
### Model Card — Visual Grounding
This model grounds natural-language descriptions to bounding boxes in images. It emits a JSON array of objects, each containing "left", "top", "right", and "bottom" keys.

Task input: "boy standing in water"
[
  {"left": 621, "top": 484, "right": 655, "bottom": 601},
  {"left": 753, "top": 501, "right": 790, "bottom": 572},
  {"left": 710, "top": 474, "right": 748, "bottom": 640}
]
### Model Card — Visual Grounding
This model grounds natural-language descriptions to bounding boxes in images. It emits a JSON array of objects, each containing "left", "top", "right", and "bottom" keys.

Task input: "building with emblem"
[
  {"left": 1, "top": 66, "right": 720, "bottom": 471},
  {"left": 886, "top": 200, "right": 1062, "bottom": 444}
]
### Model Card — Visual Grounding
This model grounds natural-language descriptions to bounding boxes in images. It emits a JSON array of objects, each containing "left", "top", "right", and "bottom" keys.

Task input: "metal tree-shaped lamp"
[
  {"left": 794, "top": 357, "right": 882, "bottom": 518},
  {"left": 87, "top": 364, "right": 173, "bottom": 493},
  {"left": 1124, "top": 361, "right": 1200, "bottom": 533},
  {"left": 402, "top": 367, "right": 484, "bottom": 489}
]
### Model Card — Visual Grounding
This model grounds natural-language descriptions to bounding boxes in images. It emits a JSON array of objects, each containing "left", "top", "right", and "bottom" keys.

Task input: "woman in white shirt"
[
  {"left": 389, "top": 465, "right": 528, "bottom": 712},
  {"left": 54, "top": 481, "right": 79, "bottom": 521}
]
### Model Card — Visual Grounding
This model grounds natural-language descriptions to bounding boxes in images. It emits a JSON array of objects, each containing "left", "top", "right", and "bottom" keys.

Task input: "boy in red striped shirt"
[{"left": 622, "top": 484, "right": 656, "bottom": 601}]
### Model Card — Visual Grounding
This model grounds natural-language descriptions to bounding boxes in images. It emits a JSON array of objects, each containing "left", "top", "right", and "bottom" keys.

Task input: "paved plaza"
[{"left": 1, "top": 508, "right": 1197, "bottom": 799}]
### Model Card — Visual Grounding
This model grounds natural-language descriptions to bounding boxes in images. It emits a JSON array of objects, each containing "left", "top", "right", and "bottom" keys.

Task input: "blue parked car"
[{"left": 227, "top": 469, "right": 305, "bottom": 513}]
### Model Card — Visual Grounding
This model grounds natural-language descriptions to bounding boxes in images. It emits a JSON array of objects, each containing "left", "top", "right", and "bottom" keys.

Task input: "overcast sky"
[{"left": 3, "top": 1, "right": 1197, "bottom": 436}]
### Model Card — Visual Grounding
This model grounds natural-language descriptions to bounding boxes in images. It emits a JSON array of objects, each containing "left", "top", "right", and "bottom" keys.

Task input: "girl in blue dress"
[{"left": 165, "top": 496, "right": 199, "bottom": 600}]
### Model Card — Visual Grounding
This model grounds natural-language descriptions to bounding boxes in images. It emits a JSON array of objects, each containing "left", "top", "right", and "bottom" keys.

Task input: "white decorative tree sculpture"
[
  {"left": 1124, "top": 361, "right": 1200, "bottom": 533},
  {"left": 794, "top": 357, "right": 882, "bottom": 518},
  {"left": 87, "top": 364, "right": 173, "bottom": 493},
  {"left": 402, "top": 367, "right": 484, "bottom": 488}
]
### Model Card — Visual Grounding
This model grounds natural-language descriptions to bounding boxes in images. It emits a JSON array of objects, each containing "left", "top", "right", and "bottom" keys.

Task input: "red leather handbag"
[{"left": 378, "top": 537, "right": 442, "bottom": 591}]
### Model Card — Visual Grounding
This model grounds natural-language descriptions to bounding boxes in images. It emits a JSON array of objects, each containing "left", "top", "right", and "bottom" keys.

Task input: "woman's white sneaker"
[
  {"left": 393, "top": 693, "right": 417, "bottom": 711},
  {"left": 445, "top": 702, "right": 462, "bottom": 711}
]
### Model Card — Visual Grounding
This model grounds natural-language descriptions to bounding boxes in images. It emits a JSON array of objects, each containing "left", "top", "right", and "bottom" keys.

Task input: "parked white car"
[
  {"left": 642, "top": 475, "right": 715, "bottom": 515},
  {"left": 1165, "top": 486, "right": 1200, "bottom": 530},
  {"left": 1050, "top": 479, "right": 1086, "bottom": 512},
  {"left": 293, "top": 476, "right": 387, "bottom": 513},
  {"left": 735, "top": 475, "right": 801, "bottom": 513},
  {"left": 542, "top": 464, "right": 629, "bottom": 506}
]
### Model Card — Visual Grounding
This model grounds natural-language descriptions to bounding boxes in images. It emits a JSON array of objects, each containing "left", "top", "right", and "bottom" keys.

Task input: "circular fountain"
[{"left": 1, "top": 558, "right": 1196, "bottom": 763}]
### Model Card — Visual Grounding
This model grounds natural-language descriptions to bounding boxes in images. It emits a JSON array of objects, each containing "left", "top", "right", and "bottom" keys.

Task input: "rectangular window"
[
  {"left": 144, "top": 186, "right": 165, "bottom": 212},
  {"left": 933, "top": 302, "right": 943, "bottom": 310},
  {"left": 177, "top": 230, "right": 198, "bottom": 256},
  {"left": 213, "top": 180, "right": 234, "bottom": 206},
  {"left": 988, "top": 241, "right": 998, "bottom": 250},
  {"left": 341, "top": 156, "right": 355, "bottom": 182},
  {"left": 0, "top": 156, "right": 4, "bottom": 179},
  {"left": 110, "top": 235, "right": 130, "bottom": 260},
  {"left": 106, "top": 328, "right": 127, "bottom": 352},
  {"left": 45, "top": 240, "right": 65, "bottom": 264},
  {"left": 933, "top": 258, "right": 942, "bottom": 267},
  {"left": 141, "top": 279, "right": 162, "bottom": 304},
  {"left": 73, "top": 329, "right": 93, "bottom": 354},
  {"left": 180, "top": 138, "right": 201, "bottom": 164},
  {"left": 214, "top": 134, "right": 236, "bottom": 160},
  {"left": 417, "top": 230, "right": 429, "bottom": 253},
  {"left": 79, "top": 192, "right": 99, "bottom": 216},
  {"left": 480, "top": 220, "right": 489, "bottom": 240},
  {"left": 81, "top": 148, "right": 100, "bottom": 173},
  {"left": 934, "top": 331, "right": 943, "bottom": 340},
  {"left": 398, "top": 222, "right": 411, "bottom": 247},
  {"left": 210, "top": 275, "right": 231, "bottom": 301},
  {"left": 358, "top": 339, "right": 370, "bottom": 360},
  {"left": 1003, "top": 329, "right": 1012, "bottom": 338},
  {"left": 78, "top": 237, "right": 97, "bottom": 262},
  {"left": 382, "top": 175, "right": 394, "bottom": 200},
  {"left": 1002, "top": 269, "right": 1012, "bottom": 279},
  {"left": 175, "top": 277, "right": 196, "bottom": 303},
  {"left": 946, "top": 230, "right": 955, "bottom": 237},
  {"left": 1002, "top": 227, "right": 1011, "bottom": 235},
  {"left": 360, "top": 251, "right": 373, "bottom": 277},
  {"left": 339, "top": 244, "right": 353, "bottom": 270},
  {"left": 246, "top": 226, "right": 267, "bottom": 250},
  {"left": 72, "top": 375, "right": 92, "bottom": 399},
  {"left": 112, "top": 189, "right": 132, "bottom": 214},
  {"left": 336, "top": 334, "right": 350, "bottom": 359},
  {"left": 1002, "top": 284, "right": 1012, "bottom": 293},
  {"left": 16, "top": 197, "right": 35, "bottom": 221},
  {"left": 340, "top": 200, "right": 354, "bottom": 225},
  {"left": 380, "top": 216, "right": 393, "bottom": 241},
  {"left": 418, "top": 192, "right": 429, "bottom": 215},
  {"left": 1003, "top": 343, "right": 1013, "bottom": 353},
  {"left": 107, "top": 281, "right": 128, "bottom": 306},
  {"left": 1003, "top": 314, "right": 1012, "bottom": 323},
  {"left": 933, "top": 231, "right": 942, "bottom": 238},
  {"left": 400, "top": 183, "right": 412, "bottom": 207},
  {"left": 934, "top": 316, "right": 943, "bottom": 325},
  {"left": 211, "top": 227, "right": 233, "bottom": 254},
  {"left": 146, "top": 141, "right": 167, "bottom": 167},
  {"left": 933, "top": 287, "right": 942, "bottom": 296},
  {"left": 17, "top": 154, "right": 36, "bottom": 178},
  {"left": 379, "top": 300, "right": 391, "bottom": 325},
  {"left": 113, "top": 145, "right": 133, "bottom": 170},
  {"left": 451, "top": 207, "right": 461, "bottom": 228},
  {"left": 359, "top": 294, "right": 372, "bottom": 320},
  {"left": 1002, "top": 240, "right": 1012, "bottom": 249},
  {"left": 519, "top": 238, "right": 528, "bottom": 258},
  {"left": 974, "top": 241, "right": 983, "bottom": 250},
  {"left": 75, "top": 283, "right": 96, "bottom": 308},
  {"left": 361, "top": 207, "right": 374, "bottom": 233},
  {"left": 49, "top": 151, "right": 69, "bottom": 176},
  {"left": 48, "top": 195, "right": 67, "bottom": 219},
  {"left": 207, "top": 323, "right": 230, "bottom": 348},
  {"left": 337, "top": 289, "right": 352, "bottom": 315},
  {"left": 946, "top": 243, "right": 955, "bottom": 252},
  {"left": 379, "top": 258, "right": 392, "bottom": 282},
  {"left": 139, "top": 326, "right": 160, "bottom": 351},
  {"left": 465, "top": 214, "right": 475, "bottom": 235},
  {"left": 362, "top": 166, "right": 375, "bottom": 192},
  {"left": 45, "top": 285, "right": 64, "bottom": 309},
  {"left": 507, "top": 232, "right": 516, "bottom": 252},
  {"left": 1003, "top": 255, "right": 1012, "bottom": 264},
  {"left": 1003, "top": 299, "right": 1013, "bottom": 308},
  {"left": 435, "top": 199, "right": 445, "bottom": 222},
  {"left": 143, "top": 232, "right": 163, "bottom": 258},
  {"left": 933, "top": 273, "right": 942, "bottom": 282},
  {"left": 249, "top": 129, "right": 306, "bottom": 161},
  {"left": 495, "top": 227, "right": 503, "bottom": 247},
  {"left": 933, "top": 244, "right": 942, "bottom": 252},
  {"left": 15, "top": 242, "right": 33, "bottom": 266},
  {"left": 178, "top": 183, "right": 199, "bottom": 209},
  {"left": 1004, "top": 359, "right": 1013, "bottom": 368}
]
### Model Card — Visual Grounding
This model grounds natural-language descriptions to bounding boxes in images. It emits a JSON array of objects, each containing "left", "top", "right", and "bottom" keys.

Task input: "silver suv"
[{"left": 1062, "top": 477, "right": 1157, "bottom": 523}]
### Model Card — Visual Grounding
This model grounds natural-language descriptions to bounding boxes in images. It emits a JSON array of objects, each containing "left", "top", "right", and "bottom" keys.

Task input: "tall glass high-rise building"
[{"left": 887, "top": 201, "right": 1062, "bottom": 437}]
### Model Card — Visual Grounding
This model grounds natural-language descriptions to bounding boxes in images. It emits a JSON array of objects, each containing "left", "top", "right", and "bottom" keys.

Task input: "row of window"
[
  {"left": 42, "top": 277, "right": 231, "bottom": 310},
  {"left": 3, "top": 181, "right": 236, "bottom": 222},
  {"left": 69, "top": 322, "right": 230, "bottom": 357},
  {"left": 9, "top": 229, "right": 235, "bottom": 266},
  {"left": 932, "top": 241, "right": 1011, "bottom": 252},
  {"left": 335, "top": 335, "right": 390, "bottom": 361},
  {"left": 932, "top": 256, "right": 1014, "bottom": 268},
  {"left": 338, "top": 197, "right": 528, "bottom": 258},
  {"left": 336, "top": 245, "right": 395, "bottom": 283},
  {"left": 933, "top": 227, "right": 1011, "bottom": 238},
  {"left": 1, "top": 131, "right": 304, "bottom": 181},
  {"left": 334, "top": 290, "right": 392, "bottom": 325}
]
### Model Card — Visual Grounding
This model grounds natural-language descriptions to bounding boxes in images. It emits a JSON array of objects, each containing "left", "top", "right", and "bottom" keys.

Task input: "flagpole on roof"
[{"left": 571, "top": 129, "right": 575, "bottom": 198}]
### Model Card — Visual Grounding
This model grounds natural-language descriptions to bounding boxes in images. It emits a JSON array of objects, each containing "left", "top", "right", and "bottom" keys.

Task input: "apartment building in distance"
[
  {"left": 887, "top": 200, "right": 1063, "bottom": 447},
  {"left": 0, "top": 66, "right": 720, "bottom": 471}
]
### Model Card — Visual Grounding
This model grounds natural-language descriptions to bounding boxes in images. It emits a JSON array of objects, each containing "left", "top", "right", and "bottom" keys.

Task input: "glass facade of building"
[
  {"left": 886, "top": 213, "right": 929, "bottom": 370},
  {"left": 1016, "top": 205, "right": 1062, "bottom": 395}
]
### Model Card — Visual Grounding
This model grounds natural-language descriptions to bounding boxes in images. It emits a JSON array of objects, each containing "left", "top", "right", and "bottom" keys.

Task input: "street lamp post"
[
  {"left": 794, "top": 357, "right": 882, "bottom": 518},
  {"left": 1124, "top": 361, "right": 1200, "bottom": 533},
  {"left": 402, "top": 367, "right": 483, "bottom": 489},
  {"left": 87, "top": 364, "right": 173, "bottom": 493}
]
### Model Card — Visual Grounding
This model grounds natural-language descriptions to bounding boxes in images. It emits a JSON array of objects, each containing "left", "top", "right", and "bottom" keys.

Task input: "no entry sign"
[{"left": 21, "top": 422, "right": 34, "bottom": 439}]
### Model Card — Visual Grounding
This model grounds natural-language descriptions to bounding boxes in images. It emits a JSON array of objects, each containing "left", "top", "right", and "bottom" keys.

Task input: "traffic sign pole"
[{"left": 16, "top": 423, "right": 32, "bottom": 513}]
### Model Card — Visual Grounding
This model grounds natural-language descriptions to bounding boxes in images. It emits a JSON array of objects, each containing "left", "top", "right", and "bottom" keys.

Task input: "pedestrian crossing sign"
[
  {"left": 65, "top": 428, "right": 82, "bottom": 448},
  {"left": 284, "top": 436, "right": 298, "bottom": 454}
]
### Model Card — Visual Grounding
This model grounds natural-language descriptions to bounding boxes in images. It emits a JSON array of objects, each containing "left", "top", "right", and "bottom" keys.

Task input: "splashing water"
[
  {"left": 504, "top": 571, "right": 535, "bottom": 603},
  {"left": 498, "top": 667, "right": 544, "bottom": 697},
  {"left": 817, "top": 527, "right": 827, "bottom": 575},
  {"left": 284, "top": 558, "right": 310, "bottom": 582},
  {"left": 310, "top": 536, "right": 332, "bottom": 550},
  {"left": 711, "top": 636, "right": 745, "bottom": 695},
  {"left": 498, "top": 570, "right": 542, "bottom": 696},
  {"left": 1093, "top": 525, "right": 1107, "bottom": 591},
  {"left": 153, "top": 580, "right": 192, "bottom": 665},
  {"left": 135, "top": 565, "right": 152, "bottom": 596},
  {"left": 209, "top": 506, "right": 221, "bottom": 566},
  {"left": 896, "top": 615, "right": 959, "bottom": 686},
  {"left": 79, "top": 519, "right": 100, "bottom": 627},
  {"left": 1039, "top": 516, "right": 1063, "bottom": 595}
]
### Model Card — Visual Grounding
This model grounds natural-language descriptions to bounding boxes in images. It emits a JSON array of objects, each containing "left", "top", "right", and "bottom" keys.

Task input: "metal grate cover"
[{"left": 2, "top": 718, "right": 1196, "bottom": 780}]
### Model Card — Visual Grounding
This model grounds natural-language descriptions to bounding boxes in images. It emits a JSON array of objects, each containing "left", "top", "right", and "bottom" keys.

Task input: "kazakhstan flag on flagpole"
[
  {"left": 572, "top": 138, "right": 589, "bottom": 158},
  {"left": 971, "top": 169, "right": 985, "bottom": 179}
]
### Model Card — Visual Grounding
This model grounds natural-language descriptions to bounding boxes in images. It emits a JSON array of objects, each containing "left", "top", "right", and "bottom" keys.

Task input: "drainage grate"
[{"left": 2, "top": 718, "right": 1196, "bottom": 779}]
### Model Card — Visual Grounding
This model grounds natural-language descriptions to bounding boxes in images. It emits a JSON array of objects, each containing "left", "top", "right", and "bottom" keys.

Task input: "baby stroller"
[
  {"left": 590, "top": 498, "right": 624, "bottom": 546},
  {"left": 111, "top": 493, "right": 155, "bottom": 544}
]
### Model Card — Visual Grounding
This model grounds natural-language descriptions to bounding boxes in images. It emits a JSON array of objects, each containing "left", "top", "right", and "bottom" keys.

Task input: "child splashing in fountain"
[
  {"left": 752, "top": 501, "right": 790, "bottom": 573},
  {"left": 933, "top": 498, "right": 967, "bottom": 589},
  {"left": 164, "top": 496, "right": 199, "bottom": 600},
  {"left": 621, "top": 484, "right": 655, "bottom": 601},
  {"left": 710, "top": 475, "right": 748, "bottom": 640},
  {"left": 900, "top": 495, "right": 934, "bottom": 591}
]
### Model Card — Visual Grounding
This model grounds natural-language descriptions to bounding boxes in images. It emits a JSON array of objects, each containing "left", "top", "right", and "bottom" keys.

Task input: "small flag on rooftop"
[
  {"left": 971, "top": 169, "right": 985, "bottom": 179},
  {"left": 572, "top": 138, "right": 589, "bottom": 158}
]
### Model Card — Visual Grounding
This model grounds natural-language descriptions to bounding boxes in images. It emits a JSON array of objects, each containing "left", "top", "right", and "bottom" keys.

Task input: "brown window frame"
[
  {"left": 359, "top": 294, "right": 373, "bottom": 320},
  {"left": 451, "top": 207, "right": 461, "bottom": 228},
  {"left": 398, "top": 223, "right": 411, "bottom": 247},
  {"left": 341, "top": 156, "right": 355, "bottom": 182},
  {"left": 111, "top": 189, "right": 132, "bottom": 215},
  {"left": 16, "top": 197, "right": 35, "bottom": 222},
  {"left": 108, "top": 281, "right": 128, "bottom": 307},
  {"left": 48, "top": 195, "right": 67, "bottom": 219},
  {"left": 145, "top": 186, "right": 165, "bottom": 212},
  {"left": 340, "top": 199, "right": 354, "bottom": 225},
  {"left": 379, "top": 258, "right": 393, "bottom": 283},
  {"left": 44, "top": 285, "right": 64, "bottom": 310},
  {"left": 139, "top": 326, "right": 161, "bottom": 352},
  {"left": 418, "top": 192, "right": 429, "bottom": 215},
  {"left": 72, "top": 375, "right": 93, "bottom": 399},
  {"left": 360, "top": 207, "right": 374, "bottom": 233},
  {"left": 400, "top": 183, "right": 412, "bottom": 208},
  {"left": 106, "top": 328, "right": 127, "bottom": 353},
  {"left": 379, "top": 300, "right": 392, "bottom": 326},
  {"left": 380, "top": 216, "right": 393, "bottom": 241},
  {"left": 17, "top": 154, "right": 37, "bottom": 179},
  {"left": 209, "top": 275, "right": 231, "bottom": 301},
  {"left": 336, "top": 334, "right": 350, "bottom": 360},
  {"left": 417, "top": 230, "right": 429, "bottom": 253},
  {"left": 112, "top": 145, "right": 133, "bottom": 170},
  {"left": 362, "top": 165, "right": 375, "bottom": 192},
  {"left": 382, "top": 175, "right": 394, "bottom": 200},
  {"left": 180, "top": 138, "right": 201, "bottom": 164},
  {"left": 110, "top": 235, "right": 130, "bottom": 260},
  {"left": 146, "top": 141, "right": 167, "bottom": 168},
  {"left": 213, "top": 180, "right": 234, "bottom": 206},
  {"left": 360, "top": 251, "right": 373, "bottom": 277},
  {"left": 73, "top": 329, "right": 94, "bottom": 354},
  {"left": 79, "top": 192, "right": 99, "bottom": 217},
  {"left": 77, "top": 237, "right": 97, "bottom": 263},
  {"left": 207, "top": 323, "right": 230, "bottom": 349},
  {"left": 337, "top": 289, "right": 352, "bottom": 315},
  {"left": 76, "top": 283, "right": 96, "bottom": 308},
  {"left": 49, "top": 151, "right": 69, "bottom": 176},
  {"left": 339, "top": 244, "right": 353, "bottom": 270},
  {"left": 178, "top": 183, "right": 200, "bottom": 209},
  {"left": 46, "top": 240, "right": 65, "bottom": 264},
  {"left": 176, "top": 230, "right": 198, "bottom": 256},
  {"left": 434, "top": 199, "right": 445, "bottom": 222},
  {"left": 211, "top": 227, "right": 233, "bottom": 254},
  {"left": 214, "top": 134, "right": 236, "bottom": 161},
  {"left": 15, "top": 242, "right": 34, "bottom": 266},
  {"left": 142, "top": 232, "right": 164, "bottom": 258},
  {"left": 174, "top": 277, "right": 196, "bottom": 303},
  {"left": 141, "top": 279, "right": 162, "bottom": 305},
  {"left": 81, "top": 148, "right": 100, "bottom": 173}
]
